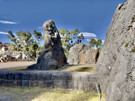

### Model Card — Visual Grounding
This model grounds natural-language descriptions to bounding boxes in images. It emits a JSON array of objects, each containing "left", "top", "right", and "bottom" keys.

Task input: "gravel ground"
[{"left": 0, "top": 61, "right": 36, "bottom": 70}]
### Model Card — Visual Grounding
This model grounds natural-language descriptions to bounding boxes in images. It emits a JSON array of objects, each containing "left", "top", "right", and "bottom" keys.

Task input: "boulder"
[
  {"left": 0, "top": 51, "right": 34, "bottom": 62},
  {"left": 68, "top": 43, "right": 98, "bottom": 65},
  {"left": 27, "top": 20, "right": 67, "bottom": 70},
  {"left": 96, "top": 0, "right": 135, "bottom": 101}
]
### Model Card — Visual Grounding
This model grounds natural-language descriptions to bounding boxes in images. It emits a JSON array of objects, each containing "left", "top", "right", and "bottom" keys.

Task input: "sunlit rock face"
[
  {"left": 96, "top": 0, "right": 135, "bottom": 101},
  {"left": 27, "top": 20, "right": 67, "bottom": 70},
  {"left": 68, "top": 43, "right": 98, "bottom": 65}
]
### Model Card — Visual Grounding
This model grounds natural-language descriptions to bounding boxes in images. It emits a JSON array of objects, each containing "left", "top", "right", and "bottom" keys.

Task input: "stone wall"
[{"left": 0, "top": 70, "right": 97, "bottom": 91}]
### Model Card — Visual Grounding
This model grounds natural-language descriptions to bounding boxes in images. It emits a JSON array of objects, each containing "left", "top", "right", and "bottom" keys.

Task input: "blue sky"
[{"left": 0, "top": 0, "right": 126, "bottom": 45}]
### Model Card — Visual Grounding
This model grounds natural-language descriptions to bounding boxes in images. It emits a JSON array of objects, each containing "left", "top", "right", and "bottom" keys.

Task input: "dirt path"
[{"left": 0, "top": 61, "right": 36, "bottom": 69}]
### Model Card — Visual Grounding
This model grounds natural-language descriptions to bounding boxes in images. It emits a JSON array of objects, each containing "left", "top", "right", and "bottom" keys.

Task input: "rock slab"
[
  {"left": 96, "top": 0, "right": 135, "bottom": 101},
  {"left": 27, "top": 20, "right": 67, "bottom": 70},
  {"left": 68, "top": 43, "right": 98, "bottom": 65}
]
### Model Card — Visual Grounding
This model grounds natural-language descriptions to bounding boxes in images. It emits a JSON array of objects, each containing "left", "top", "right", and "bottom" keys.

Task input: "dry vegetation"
[
  {"left": 0, "top": 86, "right": 105, "bottom": 101},
  {"left": 59, "top": 64, "right": 96, "bottom": 73},
  {"left": 10, "top": 64, "right": 96, "bottom": 73}
]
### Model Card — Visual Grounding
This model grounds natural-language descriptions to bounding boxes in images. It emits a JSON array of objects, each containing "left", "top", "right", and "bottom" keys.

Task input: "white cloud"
[
  {"left": 0, "top": 31, "right": 8, "bottom": 35},
  {"left": 0, "top": 20, "right": 18, "bottom": 24},
  {"left": 79, "top": 32, "right": 97, "bottom": 38},
  {"left": 102, "top": 40, "right": 105, "bottom": 43},
  {"left": 37, "top": 26, "right": 42, "bottom": 29},
  {"left": 78, "top": 32, "right": 105, "bottom": 44},
  {"left": 79, "top": 32, "right": 97, "bottom": 42},
  {"left": 86, "top": 39, "right": 91, "bottom": 42}
]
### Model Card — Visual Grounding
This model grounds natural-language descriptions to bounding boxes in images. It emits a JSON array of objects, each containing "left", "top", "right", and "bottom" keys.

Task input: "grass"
[
  {"left": 0, "top": 86, "right": 106, "bottom": 101},
  {"left": 59, "top": 64, "right": 96, "bottom": 73},
  {"left": 9, "top": 64, "right": 96, "bottom": 73},
  {"left": 9, "top": 66, "right": 27, "bottom": 70},
  {"left": 32, "top": 89, "right": 105, "bottom": 101}
]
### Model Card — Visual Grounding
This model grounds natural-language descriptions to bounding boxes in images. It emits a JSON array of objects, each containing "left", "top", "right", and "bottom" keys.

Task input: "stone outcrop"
[
  {"left": 68, "top": 43, "right": 98, "bottom": 65},
  {"left": 0, "top": 51, "right": 34, "bottom": 62},
  {"left": 27, "top": 20, "right": 67, "bottom": 70},
  {"left": 96, "top": 0, "right": 135, "bottom": 101}
]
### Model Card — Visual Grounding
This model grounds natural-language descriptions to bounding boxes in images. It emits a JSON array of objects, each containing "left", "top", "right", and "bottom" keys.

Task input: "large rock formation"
[
  {"left": 68, "top": 43, "right": 98, "bottom": 65},
  {"left": 0, "top": 51, "right": 34, "bottom": 62},
  {"left": 27, "top": 20, "right": 67, "bottom": 70},
  {"left": 96, "top": 0, "right": 135, "bottom": 101}
]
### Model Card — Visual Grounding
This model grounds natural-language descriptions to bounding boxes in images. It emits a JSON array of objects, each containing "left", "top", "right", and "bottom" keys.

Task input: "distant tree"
[
  {"left": 7, "top": 30, "right": 43, "bottom": 58},
  {"left": 33, "top": 30, "right": 42, "bottom": 41},
  {"left": 89, "top": 38, "right": 97, "bottom": 47},
  {"left": 7, "top": 28, "right": 84, "bottom": 58},
  {"left": 59, "top": 28, "right": 84, "bottom": 55},
  {"left": 89, "top": 39, "right": 102, "bottom": 48},
  {"left": 96, "top": 39, "right": 102, "bottom": 48},
  {"left": 8, "top": 43, "right": 17, "bottom": 51},
  {"left": 7, "top": 31, "right": 18, "bottom": 49}
]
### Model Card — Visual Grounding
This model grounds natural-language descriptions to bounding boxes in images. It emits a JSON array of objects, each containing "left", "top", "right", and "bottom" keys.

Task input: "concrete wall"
[{"left": 0, "top": 70, "right": 97, "bottom": 91}]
